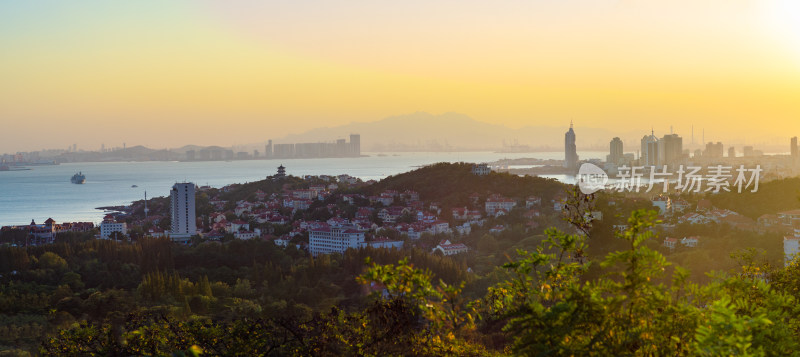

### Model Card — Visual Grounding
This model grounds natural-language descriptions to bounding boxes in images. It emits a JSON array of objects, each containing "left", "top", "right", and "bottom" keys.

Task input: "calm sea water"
[{"left": 0, "top": 151, "right": 604, "bottom": 226}]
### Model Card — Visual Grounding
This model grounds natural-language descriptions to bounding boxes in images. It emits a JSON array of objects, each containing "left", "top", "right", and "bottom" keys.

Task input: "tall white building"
[
  {"left": 309, "top": 226, "right": 365, "bottom": 256},
  {"left": 170, "top": 182, "right": 196, "bottom": 241}
]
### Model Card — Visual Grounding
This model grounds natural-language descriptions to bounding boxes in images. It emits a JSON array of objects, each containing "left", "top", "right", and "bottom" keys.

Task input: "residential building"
[
  {"left": 778, "top": 210, "right": 800, "bottom": 226},
  {"left": 607, "top": 137, "right": 624, "bottom": 165},
  {"left": 363, "top": 237, "right": 404, "bottom": 250},
  {"left": 432, "top": 240, "right": 469, "bottom": 256},
  {"left": 652, "top": 195, "right": 672, "bottom": 214},
  {"left": 309, "top": 225, "right": 366, "bottom": 256},
  {"left": 170, "top": 182, "right": 196, "bottom": 241},
  {"left": 485, "top": 195, "right": 516, "bottom": 215},
  {"left": 659, "top": 134, "right": 683, "bottom": 167},
  {"left": 704, "top": 142, "right": 724, "bottom": 158},
  {"left": 267, "top": 134, "right": 361, "bottom": 159},
  {"left": 526, "top": 196, "right": 542, "bottom": 208},
  {"left": 471, "top": 163, "right": 491, "bottom": 176},
  {"left": 681, "top": 236, "right": 699, "bottom": 247},
  {"left": 100, "top": 218, "right": 127, "bottom": 239}
]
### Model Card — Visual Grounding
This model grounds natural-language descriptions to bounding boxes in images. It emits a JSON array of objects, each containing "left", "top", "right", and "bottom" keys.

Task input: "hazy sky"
[{"left": 2, "top": 0, "right": 800, "bottom": 152}]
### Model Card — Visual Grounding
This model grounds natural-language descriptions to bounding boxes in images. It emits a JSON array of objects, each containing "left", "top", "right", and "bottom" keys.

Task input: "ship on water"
[{"left": 71, "top": 172, "right": 86, "bottom": 184}]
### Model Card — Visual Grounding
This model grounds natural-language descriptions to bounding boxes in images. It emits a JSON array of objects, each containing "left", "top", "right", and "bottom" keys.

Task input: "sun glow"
[{"left": 762, "top": 0, "right": 800, "bottom": 56}]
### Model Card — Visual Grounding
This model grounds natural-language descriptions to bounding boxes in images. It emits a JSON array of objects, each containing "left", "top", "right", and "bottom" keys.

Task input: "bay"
[{"left": 0, "top": 151, "right": 604, "bottom": 226}]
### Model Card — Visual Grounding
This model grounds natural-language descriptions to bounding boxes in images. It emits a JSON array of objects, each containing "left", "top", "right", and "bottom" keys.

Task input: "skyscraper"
[
  {"left": 608, "top": 137, "right": 624, "bottom": 165},
  {"left": 350, "top": 134, "right": 361, "bottom": 156},
  {"left": 564, "top": 122, "right": 578, "bottom": 170},
  {"left": 659, "top": 134, "right": 683, "bottom": 167},
  {"left": 640, "top": 130, "right": 659, "bottom": 166},
  {"left": 170, "top": 182, "right": 196, "bottom": 241},
  {"left": 704, "top": 142, "right": 724, "bottom": 158},
  {"left": 791, "top": 137, "right": 798, "bottom": 167}
]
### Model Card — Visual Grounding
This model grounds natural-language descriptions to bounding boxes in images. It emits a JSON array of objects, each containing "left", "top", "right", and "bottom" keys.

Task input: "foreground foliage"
[{"left": 30, "top": 210, "right": 800, "bottom": 356}]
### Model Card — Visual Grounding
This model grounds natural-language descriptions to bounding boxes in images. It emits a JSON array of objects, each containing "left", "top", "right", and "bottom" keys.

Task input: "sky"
[{"left": 1, "top": 0, "right": 800, "bottom": 153}]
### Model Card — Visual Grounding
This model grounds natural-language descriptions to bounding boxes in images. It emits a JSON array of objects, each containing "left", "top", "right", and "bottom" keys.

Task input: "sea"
[{"left": 0, "top": 151, "right": 605, "bottom": 226}]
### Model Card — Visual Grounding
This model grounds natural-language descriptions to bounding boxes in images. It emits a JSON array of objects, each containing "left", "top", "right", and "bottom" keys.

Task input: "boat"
[
  {"left": 0, "top": 165, "right": 9, "bottom": 171},
  {"left": 71, "top": 172, "right": 86, "bottom": 184},
  {"left": 131, "top": 185, "right": 138, "bottom": 188}
]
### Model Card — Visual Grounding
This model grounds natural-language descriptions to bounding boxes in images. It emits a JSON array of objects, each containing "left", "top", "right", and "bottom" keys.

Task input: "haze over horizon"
[{"left": 3, "top": 0, "right": 800, "bottom": 153}]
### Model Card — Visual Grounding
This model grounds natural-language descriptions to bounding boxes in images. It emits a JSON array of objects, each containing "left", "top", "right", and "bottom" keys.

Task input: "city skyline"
[
  {"left": 3, "top": 1, "right": 800, "bottom": 152},
  {"left": 3, "top": 115, "right": 797, "bottom": 158}
]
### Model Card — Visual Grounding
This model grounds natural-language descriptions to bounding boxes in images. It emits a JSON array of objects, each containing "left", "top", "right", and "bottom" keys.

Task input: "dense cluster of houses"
[
  {"left": 104, "top": 173, "right": 548, "bottom": 257},
  {"left": 0, "top": 218, "right": 94, "bottom": 244},
  {"left": 651, "top": 196, "right": 800, "bottom": 263},
  {"left": 10, "top": 168, "right": 798, "bottom": 264}
]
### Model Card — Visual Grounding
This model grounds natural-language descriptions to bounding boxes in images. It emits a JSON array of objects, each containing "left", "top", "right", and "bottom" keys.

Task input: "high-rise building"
[
  {"left": 728, "top": 147, "right": 736, "bottom": 158},
  {"left": 659, "top": 134, "right": 683, "bottom": 167},
  {"left": 607, "top": 137, "right": 624, "bottom": 165},
  {"left": 564, "top": 122, "right": 578, "bottom": 170},
  {"left": 265, "top": 140, "right": 273, "bottom": 158},
  {"left": 350, "top": 134, "right": 361, "bottom": 156},
  {"left": 791, "top": 137, "right": 798, "bottom": 166},
  {"left": 170, "top": 183, "right": 196, "bottom": 241},
  {"left": 640, "top": 130, "right": 659, "bottom": 166},
  {"left": 704, "top": 142, "right": 724, "bottom": 158},
  {"left": 743, "top": 146, "right": 754, "bottom": 157}
]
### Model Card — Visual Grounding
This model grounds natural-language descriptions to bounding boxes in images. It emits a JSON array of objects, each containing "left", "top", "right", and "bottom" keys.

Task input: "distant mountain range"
[{"left": 272, "top": 112, "right": 622, "bottom": 152}]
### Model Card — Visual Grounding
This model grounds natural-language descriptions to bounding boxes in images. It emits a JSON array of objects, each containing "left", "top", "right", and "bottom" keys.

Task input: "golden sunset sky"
[{"left": 1, "top": 0, "right": 799, "bottom": 152}]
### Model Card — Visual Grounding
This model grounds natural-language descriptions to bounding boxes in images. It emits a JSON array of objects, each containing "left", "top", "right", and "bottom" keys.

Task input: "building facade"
[
  {"left": 266, "top": 134, "right": 361, "bottom": 159},
  {"left": 640, "top": 131, "right": 659, "bottom": 166},
  {"left": 170, "top": 182, "right": 196, "bottom": 241},
  {"left": 309, "top": 226, "right": 366, "bottom": 256},
  {"left": 100, "top": 221, "right": 127, "bottom": 239},
  {"left": 608, "top": 137, "right": 624, "bottom": 165},
  {"left": 659, "top": 134, "right": 683, "bottom": 167},
  {"left": 704, "top": 142, "right": 724, "bottom": 158}
]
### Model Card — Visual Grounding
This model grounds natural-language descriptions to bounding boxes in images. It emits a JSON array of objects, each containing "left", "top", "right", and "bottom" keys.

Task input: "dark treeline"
[
  {"left": 0, "top": 234, "right": 474, "bottom": 354},
  {"left": 23, "top": 210, "right": 800, "bottom": 356}
]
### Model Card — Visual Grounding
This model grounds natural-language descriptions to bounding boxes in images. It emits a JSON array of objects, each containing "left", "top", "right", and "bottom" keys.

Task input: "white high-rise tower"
[{"left": 170, "top": 182, "right": 196, "bottom": 241}]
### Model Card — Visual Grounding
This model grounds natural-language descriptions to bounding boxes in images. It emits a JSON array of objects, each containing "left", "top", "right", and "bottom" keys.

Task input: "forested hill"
[
  {"left": 366, "top": 162, "right": 567, "bottom": 206},
  {"left": 710, "top": 177, "right": 800, "bottom": 219}
]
